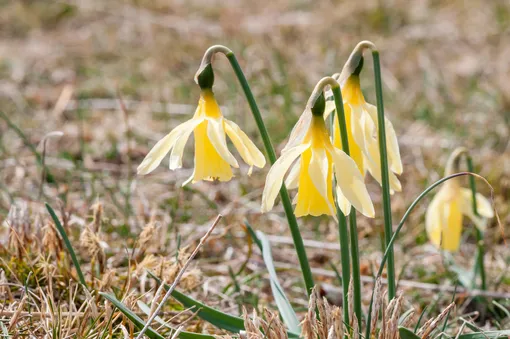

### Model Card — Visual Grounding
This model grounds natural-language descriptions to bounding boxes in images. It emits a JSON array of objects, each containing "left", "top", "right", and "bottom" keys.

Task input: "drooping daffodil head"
[
  {"left": 425, "top": 148, "right": 494, "bottom": 251},
  {"left": 324, "top": 42, "right": 403, "bottom": 194},
  {"left": 137, "top": 64, "right": 266, "bottom": 184},
  {"left": 261, "top": 91, "right": 374, "bottom": 219}
]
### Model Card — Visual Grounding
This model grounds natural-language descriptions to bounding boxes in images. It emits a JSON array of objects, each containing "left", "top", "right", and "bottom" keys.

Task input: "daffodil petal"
[
  {"left": 169, "top": 118, "right": 203, "bottom": 170},
  {"left": 460, "top": 188, "right": 494, "bottom": 219},
  {"left": 182, "top": 169, "right": 195, "bottom": 187},
  {"left": 349, "top": 104, "right": 369, "bottom": 154},
  {"left": 460, "top": 188, "right": 493, "bottom": 231},
  {"left": 282, "top": 109, "right": 312, "bottom": 153},
  {"left": 324, "top": 100, "right": 336, "bottom": 120},
  {"left": 330, "top": 147, "right": 374, "bottom": 218},
  {"left": 261, "top": 144, "right": 309, "bottom": 213},
  {"left": 206, "top": 117, "right": 239, "bottom": 168},
  {"left": 224, "top": 120, "right": 266, "bottom": 170},
  {"left": 425, "top": 190, "right": 445, "bottom": 249},
  {"left": 137, "top": 119, "right": 198, "bottom": 175},
  {"left": 366, "top": 104, "right": 403, "bottom": 175},
  {"left": 308, "top": 147, "right": 335, "bottom": 216},
  {"left": 284, "top": 161, "right": 301, "bottom": 190},
  {"left": 365, "top": 139, "right": 402, "bottom": 192},
  {"left": 426, "top": 186, "right": 464, "bottom": 251},
  {"left": 335, "top": 186, "right": 351, "bottom": 216}
]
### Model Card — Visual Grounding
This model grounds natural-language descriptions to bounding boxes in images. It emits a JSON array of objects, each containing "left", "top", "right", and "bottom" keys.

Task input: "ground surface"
[{"left": 0, "top": 0, "right": 509, "bottom": 337}]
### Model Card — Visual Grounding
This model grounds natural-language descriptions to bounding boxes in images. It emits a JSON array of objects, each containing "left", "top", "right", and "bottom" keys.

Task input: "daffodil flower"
[
  {"left": 425, "top": 149, "right": 493, "bottom": 251},
  {"left": 261, "top": 95, "right": 374, "bottom": 218},
  {"left": 137, "top": 89, "right": 266, "bottom": 184},
  {"left": 325, "top": 73, "right": 403, "bottom": 193}
]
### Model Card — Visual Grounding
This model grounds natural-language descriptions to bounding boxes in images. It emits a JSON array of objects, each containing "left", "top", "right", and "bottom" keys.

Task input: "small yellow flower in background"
[
  {"left": 261, "top": 94, "right": 374, "bottom": 219},
  {"left": 325, "top": 71, "right": 403, "bottom": 194},
  {"left": 425, "top": 148, "right": 493, "bottom": 251},
  {"left": 137, "top": 65, "right": 265, "bottom": 184}
]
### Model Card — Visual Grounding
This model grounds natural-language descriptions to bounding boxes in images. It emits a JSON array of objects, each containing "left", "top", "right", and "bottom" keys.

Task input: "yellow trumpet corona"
[
  {"left": 137, "top": 90, "right": 265, "bottom": 184},
  {"left": 261, "top": 113, "right": 374, "bottom": 218}
]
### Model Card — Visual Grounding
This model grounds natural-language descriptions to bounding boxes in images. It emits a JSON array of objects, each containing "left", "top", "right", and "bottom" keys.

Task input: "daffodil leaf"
[
  {"left": 398, "top": 327, "right": 420, "bottom": 339},
  {"left": 147, "top": 271, "right": 245, "bottom": 333},
  {"left": 246, "top": 224, "right": 301, "bottom": 334},
  {"left": 147, "top": 271, "right": 301, "bottom": 338},
  {"left": 100, "top": 292, "right": 214, "bottom": 339},
  {"left": 443, "top": 253, "right": 473, "bottom": 289}
]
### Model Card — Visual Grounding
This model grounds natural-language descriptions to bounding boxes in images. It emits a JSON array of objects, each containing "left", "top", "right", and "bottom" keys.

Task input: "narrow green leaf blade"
[
  {"left": 398, "top": 327, "right": 421, "bottom": 339},
  {"left": 46, "top": 203, "right": 87, "bottom": 287},
  {"left": 255, "top": 230, "right": 301, "bottom": 334},
  {"left": 100, "top": 292, "right": 214, "bottom": 339},
  {"left": 147, "top": 271, "right": 245, "bottom": 333}
]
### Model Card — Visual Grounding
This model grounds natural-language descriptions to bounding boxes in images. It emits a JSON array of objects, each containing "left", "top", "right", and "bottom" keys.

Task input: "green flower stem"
[
  {"left": 372, "top": 50, "right": 396, "bottom": 300},
  {"left": 332, "top": 85, "right": 362, "bottom": 328},
  {"left": 225, "top": 51, "right": 315, "bottom": 296},
  {"left": 365, "top": 172, "right": 470, "bottom": 338},
  {"left": 467, "top": 156, "right": 486, "bottom": 290}
]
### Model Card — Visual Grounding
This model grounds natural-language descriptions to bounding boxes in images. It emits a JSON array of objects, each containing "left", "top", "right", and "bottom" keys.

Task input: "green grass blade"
[
  {"left": 100, "top": 292, "right": 214, "bottom": 339},
  {"left": 246, "top": 225, "right": 301, "bottom": 334},
  {"left": 45, "top": 203, "right": 87, "bottom": 287},
  {"left": 147, "top": 271, "right": 245, "bottom": 333}
]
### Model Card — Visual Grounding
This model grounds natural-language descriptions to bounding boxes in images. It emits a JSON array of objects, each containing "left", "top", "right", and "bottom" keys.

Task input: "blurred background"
[{"left": 1, "top": 0, "right": 509, "bottom": 328}]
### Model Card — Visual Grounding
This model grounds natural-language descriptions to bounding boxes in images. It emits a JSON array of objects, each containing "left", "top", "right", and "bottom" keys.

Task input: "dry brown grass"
[{"left": 0, "top": 0, "right": 509, "bottom": 337}]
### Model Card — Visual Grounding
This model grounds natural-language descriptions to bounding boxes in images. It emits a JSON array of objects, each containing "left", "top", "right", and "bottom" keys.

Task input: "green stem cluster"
[
  {"left": 372, "top": 50, "right": 396, "bottom": 300},
  {"left": 331, "top": 86, "right": 362, "bottom": 328},
  {"left": 225, "top": 51, "right": 315, "bottom": 296}
]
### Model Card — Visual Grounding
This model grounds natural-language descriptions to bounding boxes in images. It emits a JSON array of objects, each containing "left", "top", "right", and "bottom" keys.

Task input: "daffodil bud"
[
  {"left": 311, "top": 92, "right": 326, "bottom": 117},
  {"left": 196, "top": 64, "right": 215, "bottom": 90}
]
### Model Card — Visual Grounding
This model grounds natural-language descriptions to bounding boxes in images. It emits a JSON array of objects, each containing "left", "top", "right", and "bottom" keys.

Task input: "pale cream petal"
[
  {"left": 349, "top": 104, "right": 368, "bottom": 153},
  {"left": 181, "top": 169, "right": 195, "bottom": 187},
  {"left": 206, "top": 117, "right": 239, "bottom": 168},
  {"left": 137, "top": 119, "right": 198, "bottom": 175},
  {"left": 459, "top": 188, "right": 494, "bottom": 218},
  {"left": 282, "top": 109, "right": 312, "bottom": 153},
  {"left": 335, "top": 186, "right": 351, "bottom": 216},
  {"left": 460, "top": 188, "right": 493, "bottom": 231},
  {"left": 365, "top": 139, "right": 402, "bottom": 192},
  {"left": 308, "top": 147, "right": 335, "bottom": 216},
  {"left": 425, "top": 190, "right": 446, "bottom": 248},
  {"left": 169, "top": 119, "right": 203, "bottom": 170},
  {"left": 366, "top": 104, "right": 403, "bottom": 175},
  {"left": 261, "top": 144, "right": 310, "bottom": 213},
  {"left": 324, "top": 100, "right": 336, "bottom": 120},
  {"left": 330, "top": 147, "right": 375, "bottom": 218},
  {"left": 224, "top": 120, "right": 266, "bottom": 170},
  {"left": 284, "top": 161, "right": 301, "bottom": 190}
]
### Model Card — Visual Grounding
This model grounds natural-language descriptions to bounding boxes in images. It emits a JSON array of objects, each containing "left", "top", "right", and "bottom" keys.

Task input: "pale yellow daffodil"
[
  {"left": 325, "top": 74, "right": 403, "bottom": 193},
  {"left": 261, "top": 104, "right": 374, "bottom": 219},
  {"left": 137, "top": 89, "right": 265, "bottom": 184},
  {"left": 425, "top": 149, "right": 493, "bottom": 251}
]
